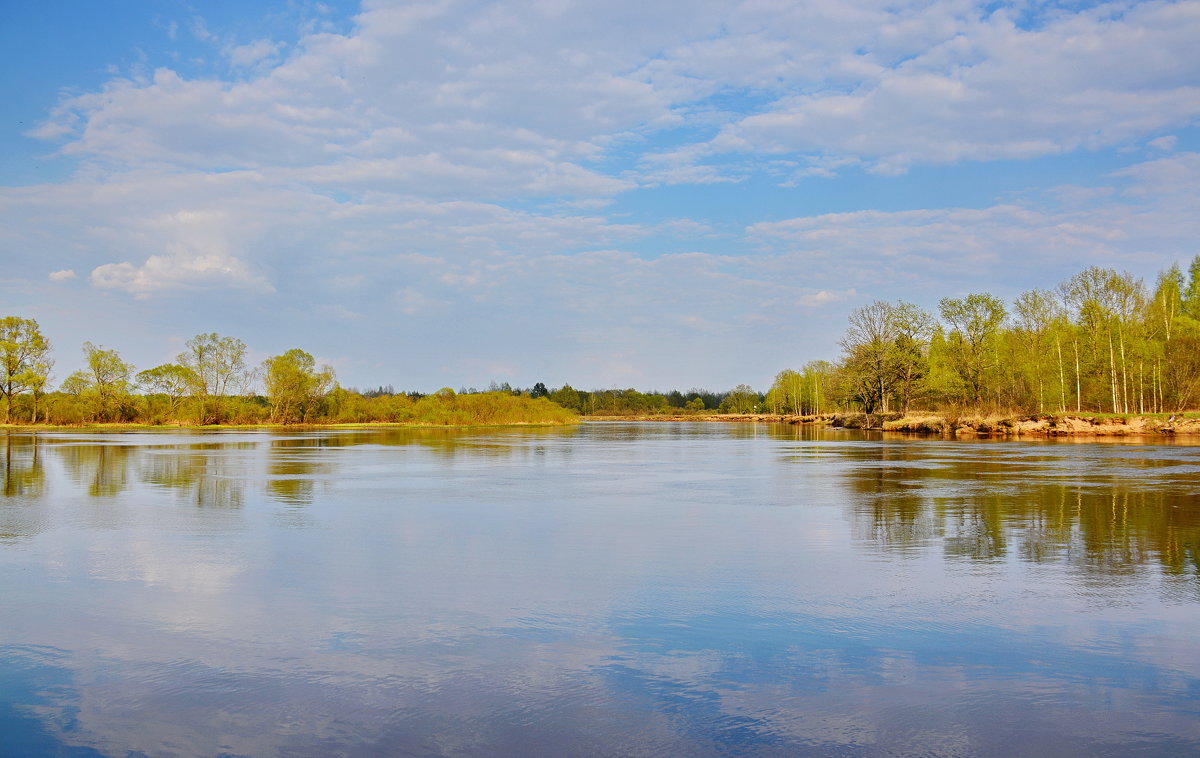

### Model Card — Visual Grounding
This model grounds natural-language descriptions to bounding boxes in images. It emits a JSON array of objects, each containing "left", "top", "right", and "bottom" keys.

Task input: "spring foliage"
[
  {"left": 772, "top": 257, "right": 1200, "bottom": 416},
  {"left": 0, "top": 330, "right": 575, "bottom": 427}
]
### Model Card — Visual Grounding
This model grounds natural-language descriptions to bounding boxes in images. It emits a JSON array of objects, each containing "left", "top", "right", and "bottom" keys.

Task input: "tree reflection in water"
[{"left": 814, "top": 431, "right": 1200, "bottom": 582}]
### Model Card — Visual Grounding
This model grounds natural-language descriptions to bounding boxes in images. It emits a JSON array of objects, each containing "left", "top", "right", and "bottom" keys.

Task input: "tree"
[
  {"left": 720, "top": 384, "right": 759, "bottom": 414},
  {"left": 1183, "top": 255, "right": 1200, "bottom": 320},
  {"left": 73, "top": 342, "right": 136, "bottom": 422},
  {"left": 549, "top": 384, "right": 583, "bottom": 412},
  {"left": 1144, "top": 267, "right": 1184, "bottom": 412},
  {"left": 178, "top": 333, "right": 250, "bottom": 423},
  {"left": 530, "top": 382, "right": 549, "bottom": 399},
  {"left": 262, "top": 349, "right": 336, "bottom": 424},
  {"left": 839, "top": 301, "right": 896, "bottom": 413},
  {"left": 890, "top": 301, "right": 934, "bottom": 414},
  {"left": 938, "top": 293, "right": 1006, "bottom": 405},
  {"left": 0, "top": 317, "right": 52, "bottom": 423},
  {"left": 137, "top": 363, "right": 199, "bottom": 419},
  {"left": 1012, "top": 289, "right": 1060, "bottom": 412},
  {"left": 1057, "top": 267, "right": 1145, "bottom": 413},
  {"left": 767, "top": 369, "right": 803, "bottom": 414}
]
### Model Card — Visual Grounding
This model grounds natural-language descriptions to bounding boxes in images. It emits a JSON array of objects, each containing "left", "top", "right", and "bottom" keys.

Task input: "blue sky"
[{"left": 3, "top": 0, "right": 1198, "bottom": 392}]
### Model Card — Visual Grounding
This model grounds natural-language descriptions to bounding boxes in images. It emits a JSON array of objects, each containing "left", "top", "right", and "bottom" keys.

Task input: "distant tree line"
[{"left": 470, "top": 385, "right": 766, "bottom": 416}]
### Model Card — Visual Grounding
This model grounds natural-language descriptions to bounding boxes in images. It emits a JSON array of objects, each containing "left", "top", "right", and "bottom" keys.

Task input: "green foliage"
[
  {"left": 137, "top": 364, "right": 198, "bottom": 420},
  {"left": 1183, "top": 255, "right": 1200, "bottom": 320},
  {"left": 0, "top": 316, "right": 52, "bottom": 423},
  {"left": 938, "top": 293, "right": 1006, "bottom": 405},
  {"left": 263, "top": 348, "right": 336, "bottom": 423},
  {"left": 387, "top": 391, "right": 574, "bottom": 426},
  {"left": 177, "top": 333, "right": 250, "bottom": 423},
  {"left": 549, "top": 384, "right": 583, "bottom": 412},
  {"left": 586, "top": 388, "right": 670, "bottom": 415},
  {"left": 66, "top": 342, "right": 138, "bottom": 422},
  {"left": 719, "top": 384, "right": 760, "bottom": 413},
  {"left": 13, "top": 255, "right": 1200, "bottom": 426},
  {"left": 812, "top": 261, "right": 1200, "bottom": 415},
  {"left": 836, "top": 301, "right": 933, "bottom": 414}
]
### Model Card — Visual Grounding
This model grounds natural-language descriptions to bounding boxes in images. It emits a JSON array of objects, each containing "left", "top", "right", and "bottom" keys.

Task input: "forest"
[
  {"left": 2, "top": 258, "right": 1198, "bottom": 426},
  {"left": 763, "top": 258, "right": 1200, "bottom": 418}
]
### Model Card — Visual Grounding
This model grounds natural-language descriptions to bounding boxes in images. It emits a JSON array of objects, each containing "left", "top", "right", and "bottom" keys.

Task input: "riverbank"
[
  {"left": 0, "top": 420, "right": 577, "bottom": 431},
  {"left": 586, "top": 412, "right": 1200, "bottom": 436}
]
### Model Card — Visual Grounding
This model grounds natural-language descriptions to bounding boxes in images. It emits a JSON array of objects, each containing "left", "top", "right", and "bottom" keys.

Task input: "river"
[{"left": 1, "top": 423, "right": 1198, "bottom": 756}]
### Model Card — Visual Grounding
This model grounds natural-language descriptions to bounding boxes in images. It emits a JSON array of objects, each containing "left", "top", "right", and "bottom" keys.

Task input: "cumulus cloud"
[
  {"left": 90, "top": 252, "right": 273, "bottom": 298},
  {"left": 49, "top": 269, "right": 77, "bottom": 282}
]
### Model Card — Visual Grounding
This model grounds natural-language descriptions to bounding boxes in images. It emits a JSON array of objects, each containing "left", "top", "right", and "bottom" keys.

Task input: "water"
[{"left": 1, "top": 423, "right": 1198, "bottom": 757}]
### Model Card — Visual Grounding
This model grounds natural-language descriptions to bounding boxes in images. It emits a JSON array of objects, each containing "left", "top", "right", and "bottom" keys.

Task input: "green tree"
[
  {"left": 766, "top": 369, "right": 803, "bottom": 414},
  {"left": 1182, "top": 255, "right": 1200, "bottom": 319},
  {"left": 720, "top": 384, "right": 759, "bottom": 414},
  {"left": 178, "top": 333, "right": 249, "bottom": 423},
  {"left": 262, "top": 349, "right": 336, "bottom": 424},
  {"left": 890, "top": 301, "right": 934, "bottom": 414},
  {"left": 938, "top": 293, "right": 1006, "bottom": 406},
  {"left": 1057, "top": 267, "right": 1145, "bottom": 413},
  {"left": 800, "top": 360, "right": 835, "bottom": 414},
  {"left": 1012, "top": 289, "right": 1061, "bottom": 412},
  {"left": 74, "top": 342, "right": 136, "bottom": 422},
  {"left": 0, "top": 317, "right": 52, "bottom": 424},
  {"left": 137, "top": 363, "right": 199, "bottom": 420},
  {"left": 549, "top": 384, "right": 583, "bottom": 412}
]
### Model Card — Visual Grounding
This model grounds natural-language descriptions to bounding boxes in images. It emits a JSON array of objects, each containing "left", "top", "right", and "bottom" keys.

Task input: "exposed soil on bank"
[{"left": 585, "top": 413, "right": 1200, "bottom": 436}]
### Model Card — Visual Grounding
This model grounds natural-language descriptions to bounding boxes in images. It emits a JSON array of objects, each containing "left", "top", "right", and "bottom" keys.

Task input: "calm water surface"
[{"left": 1, "top": 423, "right": 1198, "bottom": 756}]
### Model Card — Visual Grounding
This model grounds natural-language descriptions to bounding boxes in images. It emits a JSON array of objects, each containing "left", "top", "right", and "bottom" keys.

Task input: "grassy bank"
[{"left": 0, "top": 392, "right": 578, "bottom": 430}]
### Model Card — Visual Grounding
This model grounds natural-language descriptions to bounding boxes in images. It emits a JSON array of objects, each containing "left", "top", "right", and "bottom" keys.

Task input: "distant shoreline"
[
  {"left": 5, "top": 414, "right": 1198, "bottom": 437},
  {"left": 0, "top": 420, "right": 576, "bottom": 432},
  {"left": 585, "top": 412, "right": 1200, "bottom": 436}
]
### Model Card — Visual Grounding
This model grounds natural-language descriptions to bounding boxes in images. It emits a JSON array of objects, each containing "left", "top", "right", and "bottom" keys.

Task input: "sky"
[{"left": 2, "top": 0, "right": 1198, "bottom": 392}]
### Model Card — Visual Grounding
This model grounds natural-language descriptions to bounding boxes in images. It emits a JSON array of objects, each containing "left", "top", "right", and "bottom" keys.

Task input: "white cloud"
[
  {"left": 798, "top": 289, "right": 855, "bottom": 308},
  {"left": 677, "top": 1, "right": 1200, "bottom": 175},
  {"left": 1148, "top": 135, "right": 1178, "bottom": 151},
  {"left": 748, "top": 156, "right": 1200, "bottom": 293},
  {"left": 49, "top": 269, "right": 77, "bottom": 282},
  {"left": 226, "top": 39, "right": 283, "bottom": 68},
  {"left": 90, "top": 252, "right": 273, "bottom": 298},
  {"left": 29, "top": 1, "right": 1200, "bottom": 188},
  {"left": 1113, "top": 152, "right": 1200, "bottom": 197}
]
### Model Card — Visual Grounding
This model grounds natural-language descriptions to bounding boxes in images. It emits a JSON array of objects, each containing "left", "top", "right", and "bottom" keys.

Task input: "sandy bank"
[{"left": 585, "top": 412, "right": 1200, "bottom": 436}]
